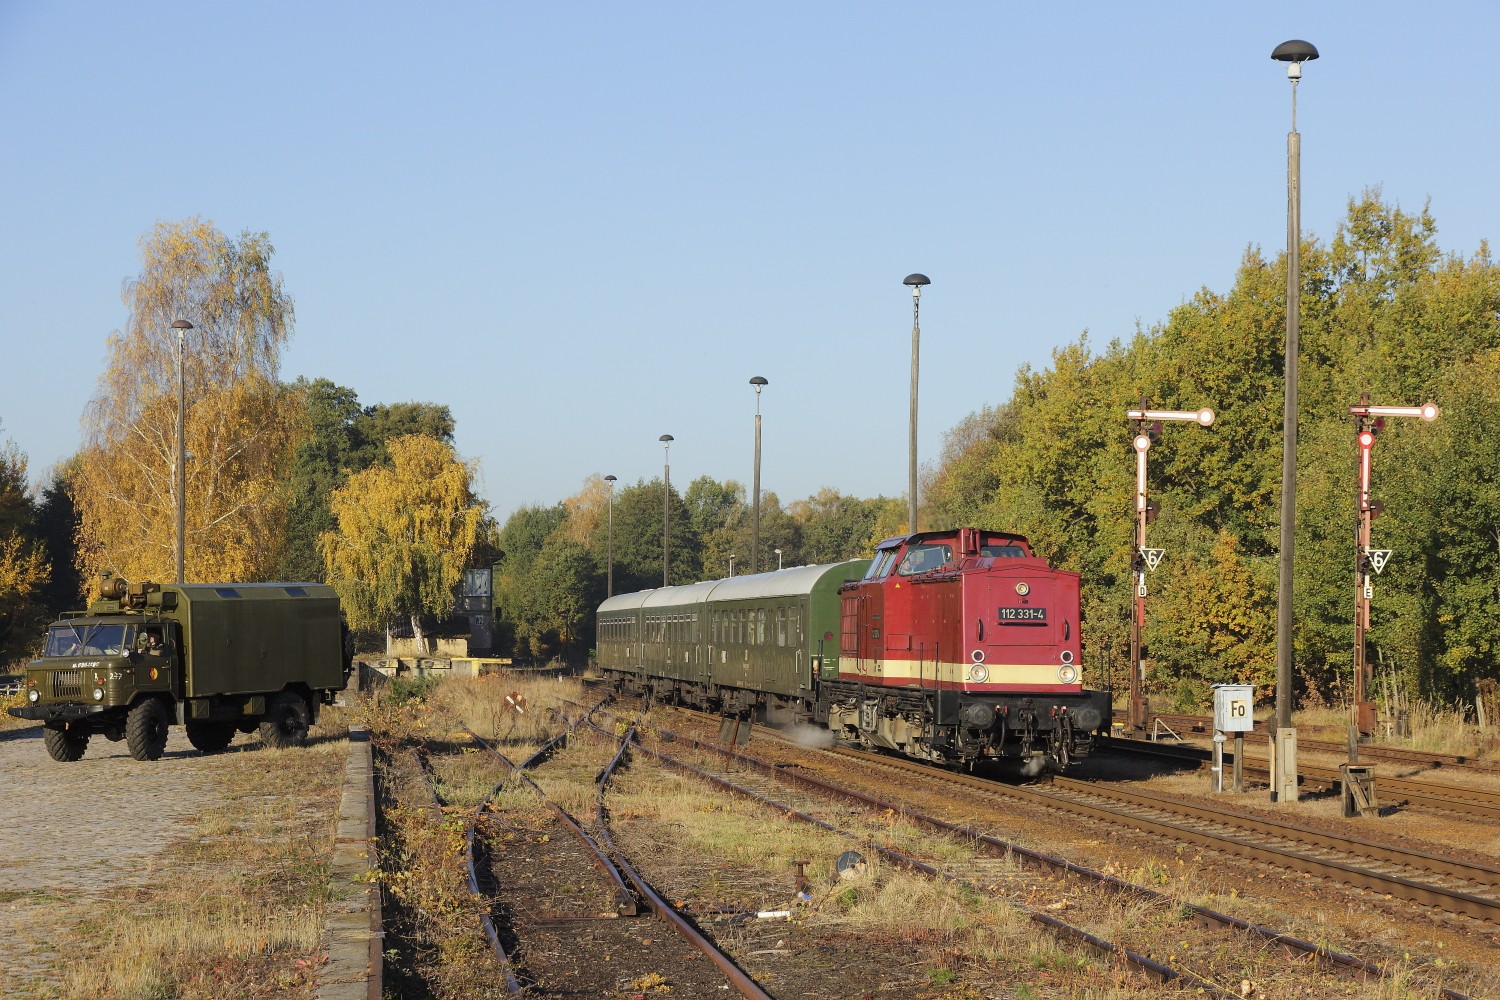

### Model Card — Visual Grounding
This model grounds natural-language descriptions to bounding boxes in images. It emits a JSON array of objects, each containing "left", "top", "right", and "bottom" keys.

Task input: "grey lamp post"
[
  {"left": 172, "top": 319, "right": 194, "bottom": 584},
  {"left": 903, "top": 274, "right": 930, "bottom": 534},
  {"left": 659, "top": 435, "right": 674, "bottom": 587},
  {"left": 750, "top": 376, "right": 768, "bottom": 572},
  {"left": 1270, "top": 38, "right": 1318, "bottom": 802},
  {"left": 774, "top": 548, "right": 782, "bottom": 571},
  {"left": 604, "top": 474, "right": 617, "bottom": 597}
]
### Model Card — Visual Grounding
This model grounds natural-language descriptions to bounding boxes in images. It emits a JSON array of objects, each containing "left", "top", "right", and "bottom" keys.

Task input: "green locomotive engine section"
[{"left": 9, "top": 576, "right": 350, "bottom": 762}]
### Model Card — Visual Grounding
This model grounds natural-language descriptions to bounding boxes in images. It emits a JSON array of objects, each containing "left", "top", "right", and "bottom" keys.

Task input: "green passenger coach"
[{"left": 596, "top": 559, "right": 869, "bottom": 727}]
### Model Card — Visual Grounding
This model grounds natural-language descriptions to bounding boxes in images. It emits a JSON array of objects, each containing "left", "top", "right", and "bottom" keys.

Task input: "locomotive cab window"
[
  {"left": 897, "top": 543, "right": 953, "bottom": 576},
  {"left": 979, "top": 543, "right": 1025, "bottom": 558},
  {"left": 863, "top": 550, "right": 898, "bottom": 580}
]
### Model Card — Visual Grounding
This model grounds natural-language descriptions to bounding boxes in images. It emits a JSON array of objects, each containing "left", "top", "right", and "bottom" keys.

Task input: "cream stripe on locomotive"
[{"left": 839, "top": 657, "right": 1079, "bottom": 690}]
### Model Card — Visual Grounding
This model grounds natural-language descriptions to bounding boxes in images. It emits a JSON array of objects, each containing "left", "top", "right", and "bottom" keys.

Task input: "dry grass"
[
  {"left": 1295, "top": 701, "right": 1497, "bottom": 759},
  {"left": 54, "top": 736, "right": 348, "bottom": 999},
  {"left": 430, "top": 671, "right": 588, "bottom": 746},
  {"left": 607, "top": 760, "right": 1138, "bottom": 995},
  {"left": 0, "top": 690, "right": 30, "bottom": 730},
  {"left": 356, "top": 672, "right": 528, "bottom": 997}
]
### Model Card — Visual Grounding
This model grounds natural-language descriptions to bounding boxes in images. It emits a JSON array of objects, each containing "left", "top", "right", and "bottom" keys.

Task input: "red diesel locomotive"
[{"left": 823, "top": 527, "right": 1107, "bottom": 771}]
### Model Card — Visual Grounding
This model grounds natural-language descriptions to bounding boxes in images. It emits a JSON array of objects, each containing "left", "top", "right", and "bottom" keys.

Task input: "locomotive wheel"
[
  {"left": 43, "top": 724, "right": 89, "bottom": 762},
  {"left": 126, "top": 697, "right": 171, "bottom": 761}
]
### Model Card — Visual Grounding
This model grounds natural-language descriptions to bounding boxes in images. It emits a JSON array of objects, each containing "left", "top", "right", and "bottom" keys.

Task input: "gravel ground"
[{"left": 0, "top": 722, "right": 253, "bottom": 996}]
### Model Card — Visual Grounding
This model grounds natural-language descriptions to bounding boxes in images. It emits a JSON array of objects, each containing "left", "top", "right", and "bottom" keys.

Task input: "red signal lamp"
[{"left": 1358, "top": 430, "right": 1376, "bottom": 449}]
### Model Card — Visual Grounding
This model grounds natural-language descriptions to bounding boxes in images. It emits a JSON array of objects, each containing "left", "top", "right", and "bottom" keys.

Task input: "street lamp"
[
  {"left": 903, "top": 273, "right": 930, "bottom": 534},
  {"left": 750, "top": 376, "right": 768, "bottom": 572},
  {"left": 1347, "top": 399, "right": 1438, "bottom": 739},
  {"left": 1124, "top": 404, "right": 1215, "bottom": 735},
  {"left": 774, "top": 548, "right": 782, "bottom": 571},
  {"left": 604, "top": 474, "right": 617, "bottom": 597},
  {"left": 172, "top": 319, "right": 194, "bottom": 584},
  {"left": 1271, "top": 37, "right": 1318, "bottom": 803},
  {"left": 659, "top": 434, "right": 674, "bottom": 587}
]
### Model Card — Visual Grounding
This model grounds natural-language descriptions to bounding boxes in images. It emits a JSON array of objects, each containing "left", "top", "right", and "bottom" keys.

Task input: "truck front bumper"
[{"left": 7, "top": 703, "right": 107, "bottom": 723}]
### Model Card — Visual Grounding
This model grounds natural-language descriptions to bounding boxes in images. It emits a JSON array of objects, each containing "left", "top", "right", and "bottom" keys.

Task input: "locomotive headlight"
[
  {"left": 969, "top": 664, "right": 989, "bottom": 683},
  {"left": 28, "top": 687, "right": 40, "bottom": 703},
  {"left": 1057, "top": 665, "right": 1079, "bottom": 685},
  {"left": 93, "top": 687, "right": 106, "bottom": 701}
]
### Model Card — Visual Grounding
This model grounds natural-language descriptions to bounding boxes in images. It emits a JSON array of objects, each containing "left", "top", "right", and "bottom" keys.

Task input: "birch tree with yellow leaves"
[
  {"left": 71, "top": 217, "right": 302, "bottom": 586},
  {"left": 319, "top": 434, "right": 486, "bottom": 652}
]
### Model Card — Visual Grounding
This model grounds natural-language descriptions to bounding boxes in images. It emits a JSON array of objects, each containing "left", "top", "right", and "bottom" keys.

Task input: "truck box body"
[{"left": 173, "top": 584, "right": 345, "bottom": 696}]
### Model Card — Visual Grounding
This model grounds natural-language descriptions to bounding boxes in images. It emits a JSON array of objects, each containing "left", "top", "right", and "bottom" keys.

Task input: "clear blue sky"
[{"left": 3, "top": 2, "right": 1497, "bottom": 523}]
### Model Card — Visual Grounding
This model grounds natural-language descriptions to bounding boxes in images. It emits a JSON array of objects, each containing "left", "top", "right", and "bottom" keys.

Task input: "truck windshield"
[{"left": 45, "top": 624, "right": 130, "bottom": 657}]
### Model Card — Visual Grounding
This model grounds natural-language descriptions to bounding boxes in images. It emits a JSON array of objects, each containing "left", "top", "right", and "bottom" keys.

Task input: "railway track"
[
  {"left": 462, "top": 706, "right": 771, "bottom": 997},
  {"left": 816, "top": 738, "right": 1500, "bottom": 926},
  {"left": 1102, "top": 736, "right": 1500, "bottom": 821},
  {"left": 597, "top": 697, "right": 1477, "bottom": 998},
  {"left": 1118, "top": 710, "right": 1500, "bottom": 775}
]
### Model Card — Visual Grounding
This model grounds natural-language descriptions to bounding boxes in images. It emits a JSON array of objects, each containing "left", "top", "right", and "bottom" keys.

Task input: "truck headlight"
[
  {"left": 28, "top": 688, "right": 40, "bottom": 703},
  {"left": 93, "top": 687, "right": 106, "bottom": 701}
]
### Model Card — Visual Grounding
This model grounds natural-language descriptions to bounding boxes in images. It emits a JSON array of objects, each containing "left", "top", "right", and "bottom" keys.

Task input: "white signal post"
[
  {"left": 1348, "top": 398, "right": 1439, "bottom": 740},
  {"left": 1124, "top": 405, "right": 1215, "bottom": 735}
]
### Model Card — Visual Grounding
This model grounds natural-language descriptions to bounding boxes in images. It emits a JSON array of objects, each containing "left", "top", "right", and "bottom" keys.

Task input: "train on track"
[{"left": 596, "top": 526, "right": 1109, "bottom": 771}]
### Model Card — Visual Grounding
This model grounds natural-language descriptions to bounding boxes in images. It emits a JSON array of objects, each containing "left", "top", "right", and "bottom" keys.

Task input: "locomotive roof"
[
  {"left": 872, "top": 528, "right": 1031, "bottom": 551},
  {"left": 597, "top": 559, "right": 868, "bottom": 614}
]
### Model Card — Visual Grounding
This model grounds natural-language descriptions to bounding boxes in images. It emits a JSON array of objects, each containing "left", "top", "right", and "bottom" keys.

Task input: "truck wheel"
[
  {"left": 259, "top": 692, "right": 311, "bottom": 748},
  {"left": 185, "top": 720, "right": 236, "bottom": 754},
  {"left": 126, "top": 697, "right": 171, "bottom": 761},
  {"left": 43, "top": 725, "right": 89, "bottom": 762}
]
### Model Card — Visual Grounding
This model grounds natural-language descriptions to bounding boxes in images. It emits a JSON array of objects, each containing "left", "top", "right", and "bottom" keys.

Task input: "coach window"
[{"left": 777, "top": 607, "right": 787, "bottom": 647}]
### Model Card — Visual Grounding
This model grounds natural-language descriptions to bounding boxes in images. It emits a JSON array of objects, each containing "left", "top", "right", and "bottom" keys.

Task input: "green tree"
[
  {"left": 925, "top": 193, "right": 1500, "bottom": 710},
  {"left": 34, "top": 461, "right": 82, "bottom": 616},
  {"left": 279, "top": 382, "right": 456, "bottom": 582},
  {"left": 609, "top": 479, "right": 700, "bottom": 594},
  {"left": 320, "top": 434, "right": 486, "bottom": 651}
]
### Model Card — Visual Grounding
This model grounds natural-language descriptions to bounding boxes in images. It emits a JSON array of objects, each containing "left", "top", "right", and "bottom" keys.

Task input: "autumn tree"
[
  {"left": 320, "top": 434, "right": 486, "bottom": 651},
  {"left": 926, "top": 193, "right": 1500, "bottom": 709},
  {"left": 792, "top": 488, "right": 904, "bottom": 564},
  {"left": 0, "top": 431, "right": 50, "bottom": 661},
  {"left": 278, "top": 378, "right": 456, "bottom": 581},
  {"left": 71, "top": 217, "right": 302, "bottom": 586}
]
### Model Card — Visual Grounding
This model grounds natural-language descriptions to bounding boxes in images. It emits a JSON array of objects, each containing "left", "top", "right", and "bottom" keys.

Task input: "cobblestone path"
[{"left": 0, "top": 724, "right": 233, "bottom": 996}]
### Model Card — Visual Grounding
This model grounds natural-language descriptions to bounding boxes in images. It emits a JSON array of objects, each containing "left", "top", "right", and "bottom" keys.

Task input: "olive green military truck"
[{"left": 8, "top": 578, "right": 351, "bottom": 762}]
